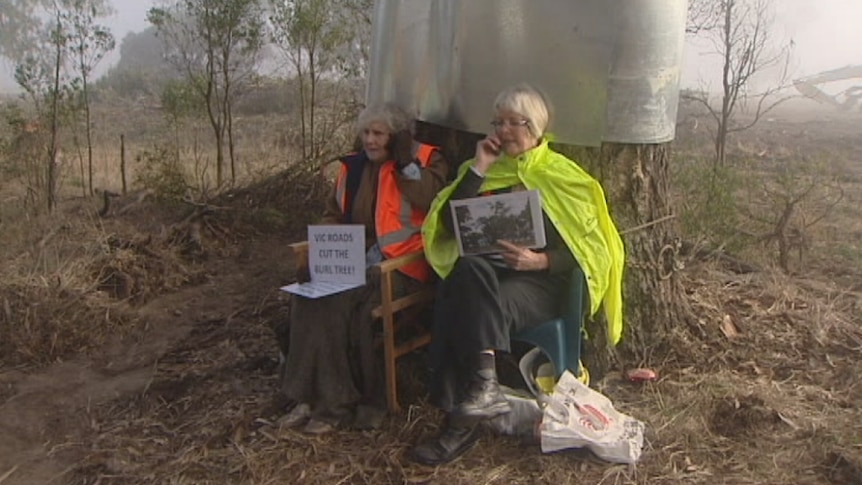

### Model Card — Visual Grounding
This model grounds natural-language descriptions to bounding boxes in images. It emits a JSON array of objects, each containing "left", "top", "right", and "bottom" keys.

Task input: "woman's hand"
[
  {"left": 497, "top": 240, "right": 548, "bottom": 271},
  {"left": 388, "top": 129, "right": 415, "bottom": 168},
  {"left": 473, "top": 135, "right": 502, "bottom": 174}
]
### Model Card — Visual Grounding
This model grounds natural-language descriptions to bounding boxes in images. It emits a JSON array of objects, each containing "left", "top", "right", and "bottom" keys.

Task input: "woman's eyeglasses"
[{"left": 490, "top": 119, "right": 530, "bottom": 130}]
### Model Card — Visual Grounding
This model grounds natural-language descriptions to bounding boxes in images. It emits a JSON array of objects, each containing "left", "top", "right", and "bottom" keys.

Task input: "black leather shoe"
[
  {"left": 409, "top": 422, "right": 479, "bottom": 466},
  {"left": 454, "top": 368, "right": 511, "bottom": 420}
]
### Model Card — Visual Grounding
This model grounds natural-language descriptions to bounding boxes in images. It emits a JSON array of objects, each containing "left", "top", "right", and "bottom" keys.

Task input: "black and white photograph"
[{"left": 450, "top": 190, "right": 546, "bottom": 256}]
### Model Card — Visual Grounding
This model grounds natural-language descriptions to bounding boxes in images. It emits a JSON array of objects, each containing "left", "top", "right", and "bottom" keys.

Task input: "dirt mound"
[
  {"left": 709, "top": 394, "right": 781, "bottom": 438},
  {"left": 92, "top": 234, "right": 204, "bottom": 302},
  {"left": 0, "top": 283, "right": 137, "bottom": 367},
  {"left": 214, "top": 167, "right": 331, "bottom": 238}
]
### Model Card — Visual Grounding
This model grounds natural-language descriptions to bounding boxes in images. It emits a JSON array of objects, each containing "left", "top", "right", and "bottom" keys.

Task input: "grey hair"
[
  {"left": 493, "top": 83, "right": 551, "bottom": 138},
  {"left": 356, "top": 102, "right": 411, "bottom": 135}
]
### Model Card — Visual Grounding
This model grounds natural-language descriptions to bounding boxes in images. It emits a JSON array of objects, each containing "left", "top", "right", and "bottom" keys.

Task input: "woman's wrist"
[
  {"left": 535, "top": 252, "right": 550, "bottom": 271},
  {"left": 473, "top": 159, "right": 491, "bottom": 174}
]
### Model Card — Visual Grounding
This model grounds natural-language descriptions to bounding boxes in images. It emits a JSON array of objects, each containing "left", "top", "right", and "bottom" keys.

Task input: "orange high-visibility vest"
[{"left": 335, "top": 142, "right": 437, "bottom": 281}]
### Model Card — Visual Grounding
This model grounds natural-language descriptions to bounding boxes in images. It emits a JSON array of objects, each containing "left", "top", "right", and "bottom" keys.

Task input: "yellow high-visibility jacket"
[{"left": 421, "top": 139, "right": 626, "bottom": 344}]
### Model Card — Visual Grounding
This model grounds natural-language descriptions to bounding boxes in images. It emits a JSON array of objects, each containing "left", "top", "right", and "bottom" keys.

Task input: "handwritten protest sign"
[
  {"left": 280, "top": 225, "right": 366, "bottom": 298},
  {"left": 307, "top": 225, "right": 366, "bottom": 285}
]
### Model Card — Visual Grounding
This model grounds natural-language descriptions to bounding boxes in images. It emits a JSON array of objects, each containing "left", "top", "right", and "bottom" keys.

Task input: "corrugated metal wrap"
[{"left": 367, "top": 0, "right": 688, "bottom": 145}]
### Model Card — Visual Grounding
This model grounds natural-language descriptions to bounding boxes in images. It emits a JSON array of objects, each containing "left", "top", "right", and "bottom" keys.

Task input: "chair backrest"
[{"left": 513, "top": 264, "right": 589, "bottom": 381}]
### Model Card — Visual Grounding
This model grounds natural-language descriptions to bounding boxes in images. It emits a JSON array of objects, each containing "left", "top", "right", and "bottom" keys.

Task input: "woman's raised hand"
[{"left": 473, "top": 135, "right": 502, "bottom": 174}]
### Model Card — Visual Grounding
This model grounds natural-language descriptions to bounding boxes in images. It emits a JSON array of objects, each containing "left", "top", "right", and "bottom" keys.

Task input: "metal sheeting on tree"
[{"left": 367, "top": 0, "right": 687, "bottom": 146}]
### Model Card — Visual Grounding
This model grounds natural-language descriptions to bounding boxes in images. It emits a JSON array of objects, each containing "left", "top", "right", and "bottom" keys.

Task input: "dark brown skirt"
[{"left": 279, "top": 270, "right": 418, "bottom": 418}]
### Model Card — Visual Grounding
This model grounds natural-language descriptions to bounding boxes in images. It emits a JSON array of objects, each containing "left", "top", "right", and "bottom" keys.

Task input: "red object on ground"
[{"left": 626, "top": 368, "right": 658, "bottom": 382}]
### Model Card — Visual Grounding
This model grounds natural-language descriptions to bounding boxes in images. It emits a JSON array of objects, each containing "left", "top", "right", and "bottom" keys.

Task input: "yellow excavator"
[{"left": 793, "top": 65, "right": 862, "bottom": 111}]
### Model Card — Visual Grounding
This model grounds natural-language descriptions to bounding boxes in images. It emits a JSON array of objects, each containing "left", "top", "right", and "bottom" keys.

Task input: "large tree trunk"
[{"left": 572, "top": 142, "right": 692, "bottom": 377}]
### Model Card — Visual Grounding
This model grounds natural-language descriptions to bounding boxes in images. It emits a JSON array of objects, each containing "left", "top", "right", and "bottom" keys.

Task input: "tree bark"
[
  {"left": 47, "top": 14, "right": 62, "bottom": 212},
  {"left": 84, "top": 74, "right": 94, "bottom": 196},
  {"left": 120, "top": 134, "right": 127, "bottom": 195},
  {"left": 570, "top": 142, "right": 692, "bottom": 377}
]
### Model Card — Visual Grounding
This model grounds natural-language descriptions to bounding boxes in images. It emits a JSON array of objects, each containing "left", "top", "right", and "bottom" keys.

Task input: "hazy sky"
[
  {"left": 683, "top": 0, "right": 862, "bottom": 89},
  {"left": 1, "top": 0, "right": 860, "bottom": 93}
]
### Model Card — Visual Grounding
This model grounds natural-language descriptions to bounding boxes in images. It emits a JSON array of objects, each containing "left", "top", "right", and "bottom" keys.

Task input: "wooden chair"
[{"left": 288, "top": 242, "right": 435, "bottom": 412}]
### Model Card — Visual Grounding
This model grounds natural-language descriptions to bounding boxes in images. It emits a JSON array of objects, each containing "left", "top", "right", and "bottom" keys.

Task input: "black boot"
[
  {"left": 454, "top": 366, "right": 511, "bottom": 420},
  {"left": 409, "top": 417, "right": 479, "bottom": 466}
]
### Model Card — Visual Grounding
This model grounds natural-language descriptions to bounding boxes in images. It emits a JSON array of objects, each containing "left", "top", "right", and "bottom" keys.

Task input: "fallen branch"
[
  {"left": 620, "top": 214, "right": 677, "bottom": 235},
  {"left": 680, "top": 240, "right": 761, "bottom": 274},
  {"left": 0, "top": 465, "right": 19, "bottom": 484}
]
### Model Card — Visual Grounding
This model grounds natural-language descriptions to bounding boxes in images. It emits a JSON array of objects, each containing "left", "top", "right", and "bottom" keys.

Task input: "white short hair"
[
  {"left": 356, "top": 103, "right": 410, "bottom": 135},
  {"left": 493, "top": 83, "right": 551, "bottom": 138}
]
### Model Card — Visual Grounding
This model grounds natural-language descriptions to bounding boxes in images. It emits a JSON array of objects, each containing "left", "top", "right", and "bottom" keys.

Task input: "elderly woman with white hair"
[
  {"left": 411, "top": 84, "right": 624, "bottom": 465},
  {"left": 278, "top": 103, "right": 448, "bottom": 434}
]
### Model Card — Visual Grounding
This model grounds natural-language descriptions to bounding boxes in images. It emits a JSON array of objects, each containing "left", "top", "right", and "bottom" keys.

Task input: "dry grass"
[
  {"left": 2, "top": 101, "right": 861, "bottom": 484},
  {"left": 0, "top": 198, "right": 208, "bottom": 368},
  {"left": 38, "top": 255, "right": 858, "bottom": 485}
]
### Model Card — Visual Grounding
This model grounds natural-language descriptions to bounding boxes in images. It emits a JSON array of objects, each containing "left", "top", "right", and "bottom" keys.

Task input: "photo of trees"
[{"left": 452, "top": 191, "right": 541, "bottom": 255}]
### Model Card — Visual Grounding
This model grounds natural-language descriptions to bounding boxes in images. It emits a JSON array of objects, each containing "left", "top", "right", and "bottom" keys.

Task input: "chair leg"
[
  {"left": 380, "top": 272, "right": 400, "bottom": 412},
  {"left": 383, "top": 322, "right": 400, "bottom": 412}
]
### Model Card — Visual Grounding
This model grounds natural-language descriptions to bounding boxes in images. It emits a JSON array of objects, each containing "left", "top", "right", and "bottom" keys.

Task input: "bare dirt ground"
[{"left": 2, "top": 104, "right": 862, "bottom": 484}]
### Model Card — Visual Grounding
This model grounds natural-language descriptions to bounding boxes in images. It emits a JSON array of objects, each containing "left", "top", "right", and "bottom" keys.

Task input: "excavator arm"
[{"left": 794, "top": 65, "right": 862, "bottom": 111}]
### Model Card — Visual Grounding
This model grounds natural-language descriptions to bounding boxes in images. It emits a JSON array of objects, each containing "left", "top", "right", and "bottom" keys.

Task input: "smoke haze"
[{"left": 1, "top": 0, "right": 859, "bottom": 95}]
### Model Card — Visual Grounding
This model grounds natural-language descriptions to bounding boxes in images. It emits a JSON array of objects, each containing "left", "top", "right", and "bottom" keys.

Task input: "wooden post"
[{"left": 120, "top": 134, "right": 127, "bottom": 195}]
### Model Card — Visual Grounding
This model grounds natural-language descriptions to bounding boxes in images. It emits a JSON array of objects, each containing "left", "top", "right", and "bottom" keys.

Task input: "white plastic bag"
[
  {"left": 486, "top": 386, "right": 542, "bottom": 439},
  {"left": 539, "top": 370, "right": 645, "bottom": 464}
]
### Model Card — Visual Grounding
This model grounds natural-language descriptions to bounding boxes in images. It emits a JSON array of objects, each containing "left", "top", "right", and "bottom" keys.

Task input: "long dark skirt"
[
  {"left": 280, "top": 269, "right": 418, "bottom": 418},
  {"left": 428, "top": 256, "right": 569, "bottom": 411}
]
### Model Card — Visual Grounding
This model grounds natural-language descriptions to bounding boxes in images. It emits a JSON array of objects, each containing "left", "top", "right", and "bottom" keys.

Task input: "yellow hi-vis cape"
[{"left": 421, "top": 139, "right": 626, "bottom": 345}]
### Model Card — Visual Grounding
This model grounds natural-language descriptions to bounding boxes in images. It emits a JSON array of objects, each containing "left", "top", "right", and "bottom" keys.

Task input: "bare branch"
[
  {"left": 690, "top": 0, "right": 793, "bottom": 167},
  {"left": 686, "top": 0, "right": 721, "bottom": 35}
]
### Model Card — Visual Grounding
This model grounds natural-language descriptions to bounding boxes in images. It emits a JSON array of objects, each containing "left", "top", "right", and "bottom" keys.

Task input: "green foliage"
[
  {"left": 148, "top": 0, "right": 266, "bottom": 187},
  {"left": 94, "top": 67, "right": 170, "bottom": 100},
  {"left": 161, "top": 78, "right": 206, "bottom": 123},
  {"left": 0, "top": 105, "right": 53, "bottom": 211},
  {"left": 674, "top": 158, "right": 743, "bottom": 248},
  {"left": 64, "top": 0, "right": 115, "bottom": 82},
  {"left": 0, "top": 102, "right": 25, "bottom": 168},
  {"left": 134, "top": 144, "right": 190, "bottom": 200},
  {"left": 268, "top": 0, "right": 371, "bottom": 165},
  {"left": 0, "top": 0, "right": 52, "bottom": 61},
  {"left": 232, "top": 76, "right": 300, "bottom": 116},
  {"left": 7, "top": 0, "right": 115, "bottom": 208}
]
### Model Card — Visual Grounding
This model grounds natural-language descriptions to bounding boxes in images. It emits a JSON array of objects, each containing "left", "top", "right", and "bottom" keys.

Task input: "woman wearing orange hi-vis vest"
[{"left": 277, "top": 103, "right": 448, "bottom": 434}]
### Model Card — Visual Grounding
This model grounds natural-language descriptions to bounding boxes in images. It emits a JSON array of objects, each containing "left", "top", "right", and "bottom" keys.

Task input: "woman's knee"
[{"left": 449, "top": 256, "right": 493, "bottom": 281}]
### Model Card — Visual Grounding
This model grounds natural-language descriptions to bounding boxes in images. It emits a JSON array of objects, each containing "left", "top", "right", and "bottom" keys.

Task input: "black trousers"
[{"left": 428, "top": 256, "right": 569, "bottom": 411}]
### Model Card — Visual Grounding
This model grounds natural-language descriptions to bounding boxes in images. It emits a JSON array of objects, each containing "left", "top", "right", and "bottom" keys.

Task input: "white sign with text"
[{"left": 281, "top": 225, "right": 366, "bottom": 298}]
